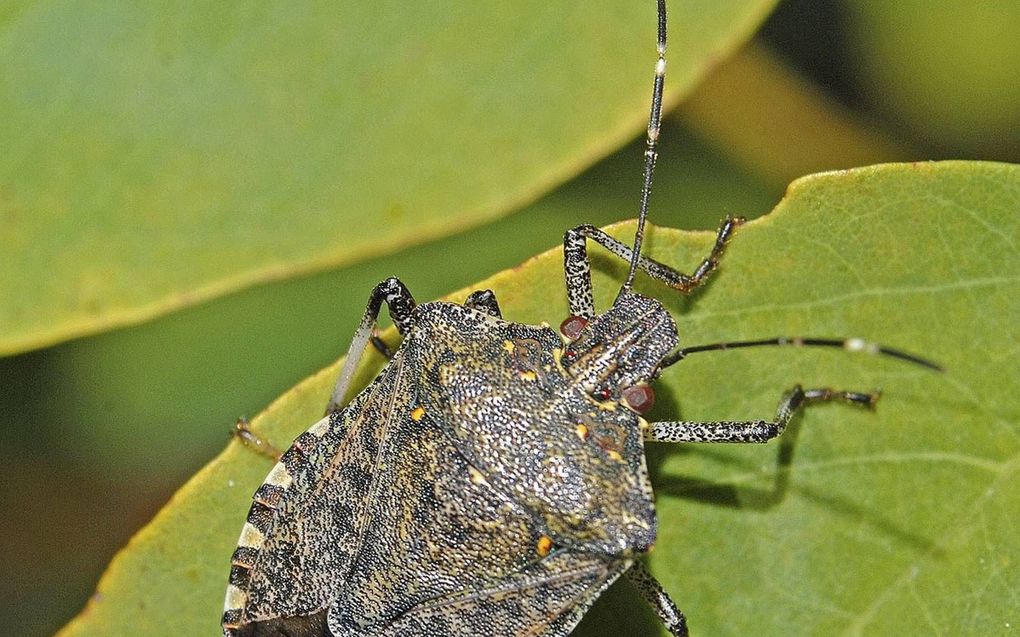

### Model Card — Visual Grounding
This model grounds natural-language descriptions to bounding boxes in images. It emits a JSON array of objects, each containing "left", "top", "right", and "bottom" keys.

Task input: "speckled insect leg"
[
  {"left": 369, "top": 328, "right": 395, "bottom": 360},
  {"left": 626, "top": 561, "right": 689, "bottom": 637},
  {"left": 464, "top": 288, "right": 502, "bottom": 318},
  {"left": 326, "top": 277, "right": 416, "bottom": 414},
  {"left": 646, "top": 385, "right": 879, "bottom": 444},
  {"left": 232, "top": 417, "right": 283, "bottom": 460},
  {"left": 562, "top": 216, "right": 743, "bottom": 319}
]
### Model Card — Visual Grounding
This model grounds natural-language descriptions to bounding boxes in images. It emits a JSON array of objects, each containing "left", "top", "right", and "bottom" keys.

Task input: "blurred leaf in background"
[
  {"left": 843, "top": 0, "right": 1020, "bottom": 159},
  {"left": 0, "top": 0, "right": 1016, "bottom": 635},
  {"left": 0, "top": 0, "right": 775, "bottom": 355}
]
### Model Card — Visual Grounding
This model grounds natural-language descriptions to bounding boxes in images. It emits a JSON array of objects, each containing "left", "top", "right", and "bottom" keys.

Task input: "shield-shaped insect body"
[
  {"left": 222, "top": 2, "right": 939, "bottom": 635},
  {"left": 225, "top": 292, "right": 686, "bottom": 636}
]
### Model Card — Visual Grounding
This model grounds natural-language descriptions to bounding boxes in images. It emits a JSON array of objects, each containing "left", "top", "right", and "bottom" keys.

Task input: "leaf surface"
[
  {"left": 0, "top": 0, "right": 775, "bottom": 355},
  {"left": 56, "top": 161, "right": 1018, "bottom": 636}
]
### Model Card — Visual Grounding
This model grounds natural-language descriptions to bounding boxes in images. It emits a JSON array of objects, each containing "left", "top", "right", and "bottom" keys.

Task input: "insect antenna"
[
  {"left": 621, "top": 0, "right": 668, "bottom": 294},
  {"left": 658, "top": 337, "right": 943, "bottom": 373}
]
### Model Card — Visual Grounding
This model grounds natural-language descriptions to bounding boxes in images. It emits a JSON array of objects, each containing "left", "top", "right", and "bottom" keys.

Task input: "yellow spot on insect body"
[
  {"left": 575, "top": 423, "right": 590, "bottom": 441},
  {"left": 606, "top": 450, "right": 623, "bottom": 462},
  {"left": 638, "top": 417, "right": 650, "bottom": 433},
  {"left": 410, "top": 406, "right": 425, "bottom": 422},
  {"left": 536, "top": 535, "right": 553, "bottom": 557},
  {"left": 503, "top": 340, "right": 515, "bottom": 353},
  {"left": 520, "top": 370, "right": 537, "bottom": 381}
]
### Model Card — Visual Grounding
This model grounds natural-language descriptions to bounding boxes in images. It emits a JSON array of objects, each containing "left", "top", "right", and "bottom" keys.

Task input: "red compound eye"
[
  {"left": 563, "top": 350, "right": 577, "bottom": 362},
  {"left": 622, "top": 385, "right": 655, "bottom": 414},
  {"left": 559, "top": 315, "right": 588, "bottom": 340}
]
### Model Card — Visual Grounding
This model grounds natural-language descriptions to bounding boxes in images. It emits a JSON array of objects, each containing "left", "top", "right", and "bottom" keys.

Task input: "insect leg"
[
  {"left": 563, "top": 216, "right": 742, "bottom": 318},
  {"left": 326, "top": 277, "right": 416, "bottom": 414},
  {"left": 625, "top": 561, "right": 689, "bottom": 637},
  {"left": 463, "top": 288, "right": 502, "bottom": 318},
  {"left": 645, "top": 385, "right": 879, "bottom": 444},
  {"left": 369, "top": 328, "right": 395, "bottom": 360},
  {"left": 232, "top": 417, "right": 283, "bottom": 460}
]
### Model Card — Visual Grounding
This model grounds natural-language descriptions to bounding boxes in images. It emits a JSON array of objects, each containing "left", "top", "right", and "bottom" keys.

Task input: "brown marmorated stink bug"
[{"left": 221, "top": 2, "right": 941, "bottom": 635}]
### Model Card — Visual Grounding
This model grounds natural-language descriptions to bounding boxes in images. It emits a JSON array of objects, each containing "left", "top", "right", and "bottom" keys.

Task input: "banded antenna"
[{"left": 622, "top": 0, "right": 668, "bottom": 293}]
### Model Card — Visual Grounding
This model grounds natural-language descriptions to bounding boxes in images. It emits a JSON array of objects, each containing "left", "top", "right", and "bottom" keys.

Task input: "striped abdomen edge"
[{"left": 221, "top": 415, "right": 332, "bottom": 636}]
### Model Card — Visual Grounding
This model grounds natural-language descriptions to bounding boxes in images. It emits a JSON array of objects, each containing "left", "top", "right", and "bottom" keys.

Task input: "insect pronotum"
[{"left": 222, "top": 2, "right": 940, "bottom": 635}]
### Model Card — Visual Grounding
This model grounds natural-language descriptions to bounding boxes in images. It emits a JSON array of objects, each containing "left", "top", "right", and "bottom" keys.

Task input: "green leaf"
[
  {"left": 57, "top": 161, "right": 1018, "bottom": 636},
  {"left": 0, "top": 0, "right": 775, "bottom": 356}
]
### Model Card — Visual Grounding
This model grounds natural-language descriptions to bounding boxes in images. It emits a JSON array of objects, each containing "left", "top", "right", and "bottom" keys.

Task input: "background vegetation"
[{"left": 1, "top": 1, "right": 1016, "bottom": 635}]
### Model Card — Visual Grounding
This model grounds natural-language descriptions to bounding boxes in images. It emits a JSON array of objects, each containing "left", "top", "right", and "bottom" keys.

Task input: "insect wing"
[
  {"left": 325, "top": 324, "right": 558, "bottom": 633},
  {"left": 224, "top": 354, "right": 408, "bottom": 635},
  {"left": 380, "top": 552, "right": 628, "bottom": 637},
  {"left": 319, "top": 305, "right": 644, "bottom": 636}
]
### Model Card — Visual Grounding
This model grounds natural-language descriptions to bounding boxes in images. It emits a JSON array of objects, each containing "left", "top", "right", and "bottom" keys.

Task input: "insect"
[{"left": 221, "top": 2, "right": 940, "bottom": 635}]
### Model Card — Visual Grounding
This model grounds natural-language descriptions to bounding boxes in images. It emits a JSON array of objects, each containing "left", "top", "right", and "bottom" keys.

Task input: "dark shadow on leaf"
[
  {"left": 646, "top": 400, "right": 937, "bottom": 555},
  {"left": 571, "top": 574, "right": 665, "bottom": 637}
]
